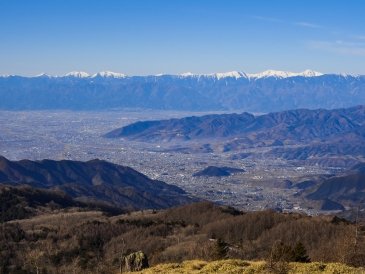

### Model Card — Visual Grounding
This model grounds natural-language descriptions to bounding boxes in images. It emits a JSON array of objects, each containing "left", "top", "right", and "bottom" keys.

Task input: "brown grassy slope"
[{"left": 131, "top": 259, "right": 365, "bottom": 274}]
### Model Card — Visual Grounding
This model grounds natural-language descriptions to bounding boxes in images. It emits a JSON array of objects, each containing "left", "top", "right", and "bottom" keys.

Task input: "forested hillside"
[{"left": 2, "top": 202, "right": 365, "bottom": 273}]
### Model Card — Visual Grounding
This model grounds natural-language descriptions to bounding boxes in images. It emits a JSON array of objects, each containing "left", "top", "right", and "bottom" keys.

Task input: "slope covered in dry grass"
[{"left": 132, "top": 259, "right": 365, "bottom": 274}]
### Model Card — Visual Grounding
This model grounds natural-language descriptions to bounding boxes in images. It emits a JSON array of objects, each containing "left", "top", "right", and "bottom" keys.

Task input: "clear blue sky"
[{"left": 1, "top": 0, "right": 365, "bottom": 76}]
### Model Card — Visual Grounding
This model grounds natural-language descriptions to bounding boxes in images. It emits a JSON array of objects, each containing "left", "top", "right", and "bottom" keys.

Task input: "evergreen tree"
[
  {"left": 212, "top": 238, "right": 228, "bottom": 260},
  {"left": 292, "top": 242, "right": 310, "bottom": 263}
]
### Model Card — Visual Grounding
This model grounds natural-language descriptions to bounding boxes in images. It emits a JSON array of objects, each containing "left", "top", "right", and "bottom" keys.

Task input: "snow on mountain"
[
  {"left": 248, "top": 70, "right": 295, "bottom": 78},
  {"left": 178, "top": 70, "right": 323, "bottom": 80},
  {"left": 64, "top": 71, "right": 90, "bottom": 78},
  {"left": 35, "top": 73, "right": 53, "bottom": 78},
  {"left": 339, "top": 73, "right": 362, "bottom": 78},
  {"left": 179, "top": 72, "right": 195, "bottom": 77},
  {"left": 248, "top": 69, "right": 323, "bottom": 79},
  {"left": 212, "top": 71, "right": 248, "bottom": 79},
  {"left": 0, "top": 70, "right": 364, "bottom": 112},
  {"left": 64, "top": 71, "right": 126, "bottom": 78},
  {"left": 179, "top": 71, "right": 248, "bottom": 79},
  {"left": 92, "top": 71, "right": 127, "bottom": 78},
  {"left": 300, "top": 69, "right": 323, "bottom": 77},
  {"left": 0, "top": 69, "right": 336, "bottom": 79}
]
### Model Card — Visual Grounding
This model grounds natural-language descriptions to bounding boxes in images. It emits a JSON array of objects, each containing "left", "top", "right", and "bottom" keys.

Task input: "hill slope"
[
  {"left": 0, "top": 156, "right": 193, "bottom": 209},
  {"left": 193, "top": 166, "right": 245, "bottom": 177},
  {"left": 106, "top": 105, "right": 365, "bottom": 144},
  {"left": 105, "top": 106, "right": 365, "bottom": 166},
  {"left": 0, "top": 185, "right": 125, "bottom": 221},
  {"left": 131, "top": 259, "right": 364, "bottom": 274},
  {"left": 308, "top": 162, "right": 365, "bottom": 204},
  {"left": 2, "top": 202, "right": 365, "bottom": 273}
]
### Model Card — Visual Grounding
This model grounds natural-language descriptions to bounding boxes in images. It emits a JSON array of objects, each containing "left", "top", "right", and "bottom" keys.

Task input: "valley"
[
  {"left": 3, "top": 1, "right": 365, "bottom": 272},
  {"left": 0, "top": 109, "right": 345, "bottom": 214}
]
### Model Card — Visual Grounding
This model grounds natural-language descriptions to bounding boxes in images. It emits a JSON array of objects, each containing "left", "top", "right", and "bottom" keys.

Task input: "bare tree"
[
  {"left": 119, "top": 238, "right": 126, "bottom": 274},
  {"left": 26, "top": 249, "right": 44, "bottom": 274}
]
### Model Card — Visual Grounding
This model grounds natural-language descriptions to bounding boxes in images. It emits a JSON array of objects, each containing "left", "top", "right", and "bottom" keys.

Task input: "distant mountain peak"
[
  {"left": 0, "top": 69, "right": 349, "bottom": 79},
  {"left": 1, "top": 71, "right": 364, "bottom": 112},
  {"left": 179, "top": 72, "right": 194, "bottom": 77},
  {"left": 65, "top": 71, "right": 90, "bottom": 78},
  {"left": 248, "top": 69, "right": 323, "bottom": 79},
  {"left": 65, "top": 71, "right": 127, "bottom": 78},
  {"left": 212, "top": 71, "right": 247, "bottom": 79},
  {"left": 179, "top": 71, "right": 248, "bottom": 79},
  {"left": 301, "top": 69, "right": 323, "bottom": 77},
  {"left": 92, "top": 71, "right": 127, "bottom": 78},
  {"left": 178, "top": 70, "right": 323, "bottom": 79},
  {"left": 35, "top": 73, "right": 53, "bottom": 78}
]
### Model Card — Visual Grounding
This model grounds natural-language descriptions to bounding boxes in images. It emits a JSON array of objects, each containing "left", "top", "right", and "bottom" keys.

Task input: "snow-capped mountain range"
[
  {"left": 0, "top": 69, "right": 364, "bottom": 112},
  {"left": 0, "top": 69, "right": 347, "bottom": 79},
  {"left": 178, "top": 69, "right": 324, "bottom": 79},
  {"left": 57, "top": 71, "right": 127, "bottom": 78}
]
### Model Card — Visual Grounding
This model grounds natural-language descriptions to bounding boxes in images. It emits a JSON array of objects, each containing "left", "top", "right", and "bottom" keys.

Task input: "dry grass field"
[{"left": 131, "top": 259, "right": 365, "bottom": 274}]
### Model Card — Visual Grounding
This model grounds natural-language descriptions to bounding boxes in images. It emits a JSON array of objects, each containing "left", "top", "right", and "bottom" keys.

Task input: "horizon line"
[{"left": 1, "top": 69, "right": 362, "bottom": 79}]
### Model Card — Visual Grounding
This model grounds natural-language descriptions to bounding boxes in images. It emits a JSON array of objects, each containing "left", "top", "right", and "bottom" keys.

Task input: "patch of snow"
[
  {"left": 248, "top": 69, "right": 323, "bottom": 79},
  {"left": 180, "top": 72, "right": 195, "bottom": 77},
  {"left": 212, "top": 71, "right": 248, "bottom": 79},
  {"left": 300, "top": 69, "right": 323, "bottom": 77},
  {"left": 92, "top": 71, "right": 126, "bottom": 78},
  {"left": 65, "top": 71, "right": 90, "bottom": 78},
  {"left": 35, "top": 73, "right": 53, "bottom": 78},
  {"left": 179, "top": 71, "right": 248, "bottom": 79}
]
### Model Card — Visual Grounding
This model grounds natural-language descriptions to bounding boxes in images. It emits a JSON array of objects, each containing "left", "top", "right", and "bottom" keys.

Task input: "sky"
[{"left": 1, "top": 0, "right": 365, "bottom": 76}]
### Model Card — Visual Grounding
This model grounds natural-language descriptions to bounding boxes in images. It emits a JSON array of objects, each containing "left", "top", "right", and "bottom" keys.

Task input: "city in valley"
[
  {"left": 2, "top": 1, "right": 365, "bottom": 273},
  {"left": 0, "top": 110, "right": 339, "bottom": 215}
]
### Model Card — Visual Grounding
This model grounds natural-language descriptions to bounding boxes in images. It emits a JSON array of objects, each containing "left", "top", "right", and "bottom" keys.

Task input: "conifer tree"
[{"left": 292, "top": 242, "right": 310, "bottom": 263}]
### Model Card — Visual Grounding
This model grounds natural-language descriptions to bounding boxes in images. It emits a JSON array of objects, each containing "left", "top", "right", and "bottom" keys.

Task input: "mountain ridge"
[
  {"left": 105, "top": 106, "right": 365, "bottom": 166},
  {"left": 0, "top": 69, "right": 326, "bottom": 79},
  {"left": 1, "top": 73, "right": 365, "bottom": 112},
  {"left": 0, "top": 156, "right": 194, "bottom": 210},
  {"left": 105, "top": 105, "right": 365, "bottom": 142},
  {"left": 307, "top": 162, "right": 365, "bottom": 204}
]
